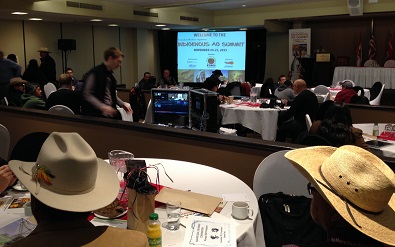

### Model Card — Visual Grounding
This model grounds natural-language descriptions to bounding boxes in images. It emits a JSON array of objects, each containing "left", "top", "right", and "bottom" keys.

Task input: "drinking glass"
[
  {"left": 108, "top": 150, "right": 134, "bottom": 174},
  {"left": 108, "top": 150, "right": 134, "bottom": 203},
  {"left": 165, "top": 200, "right": 182, "bottom": 230},
  {"left": 250, "top": 87, "right": 258, "bottom": 103}
]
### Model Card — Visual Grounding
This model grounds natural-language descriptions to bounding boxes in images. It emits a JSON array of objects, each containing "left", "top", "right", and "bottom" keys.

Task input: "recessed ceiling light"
[
  {"left": 108, "top": 24, "right": 119, "bottom": 27},
  {"left": 242, "top": 5, "right": 246, "bottom": 7},
  {"left": 90, "top": 19, "right": 102, "bottom": 22},
  {"left": 29, "top": 18, "right": 42, "bottom": 21},
  {"left": 239, "top": 28, "right": 247, "bottom": 31},
  {"left": 202, "top": 28, "right": 209, "bottom": 31},
  {"left": 12, "top": 12, "right": 28, "bottom": 15},
  {"left": 155, "top": 24, "right": 166, "bottom": 27},
  {"left": 162, "top": 28, "right": 170, "bottom": 30}
]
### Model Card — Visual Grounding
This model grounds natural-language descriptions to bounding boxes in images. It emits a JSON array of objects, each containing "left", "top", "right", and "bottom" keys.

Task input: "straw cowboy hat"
[
  {"left": 37, "top": 47, "right": 51, "bottom": 53},
  {"left": 9, "top": 132, "right": 119, "bottom": 212},
  {"left": 9, "top": 77, "right": 27, "bottom": 86},
  {"left": 285, "top": 145, "right": 395, "bottom": 246}
]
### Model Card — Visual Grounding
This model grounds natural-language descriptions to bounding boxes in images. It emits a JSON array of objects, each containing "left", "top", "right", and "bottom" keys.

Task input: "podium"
[{"left": 312, "top": 53, "right": 335, "bottom": 87}]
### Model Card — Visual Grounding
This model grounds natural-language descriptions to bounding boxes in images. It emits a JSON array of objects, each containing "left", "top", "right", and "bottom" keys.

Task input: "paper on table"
[
  {"left": 155, "top": 188, "right": 222, "bottom": 215},
  {"left": 182, "top": 215, "right": 237, "bottom": 247},
  {"left": 90, "top": 218, "right": 128, "bottom": 228},
  {"left": 221, "top": 193, "right": 249, "bottom": 202}
]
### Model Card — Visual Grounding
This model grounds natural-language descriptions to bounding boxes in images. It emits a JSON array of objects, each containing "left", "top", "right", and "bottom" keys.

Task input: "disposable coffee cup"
[{"left": 228, "top": 96, "right": 234, "bottom": 104}]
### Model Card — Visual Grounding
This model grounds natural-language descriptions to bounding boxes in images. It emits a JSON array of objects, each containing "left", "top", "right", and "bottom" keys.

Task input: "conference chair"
[
  {"left": 313, "top": 85, "right": 330, "bottom": 103},
  {"left": 10, "top": 132, "right": 50, "bottom": 162},
  {"left": 0, "top": 124, "right": 10, "bottom": 160},
  {"left": 48, "top": 105, "right": 74, "bottom": 115},
  {"left": 253, "top": 150, "right": 310, "bottom": 199},
  {"left": 3, "top": 97, "right": 9, "bottom": 106},
  {"left": 369, "top": 82, "right": 385, "bottom": 106},
  {"left": 384, "top": 60, "right": 395, "bottom": 68},
  {"left": 305, "top": 114, "right": 312, "bottom": 132},
  {"left": 364, "top": 59, "right": 378, "bottom": 67},
  {"left": 43, "top": 82, "right": 57, "bottom": 97}
]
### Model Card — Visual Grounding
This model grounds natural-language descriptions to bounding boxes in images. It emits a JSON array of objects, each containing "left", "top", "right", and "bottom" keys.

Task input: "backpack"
[{"left": 259, "top": 192, "right": 326, "bottom": 246}]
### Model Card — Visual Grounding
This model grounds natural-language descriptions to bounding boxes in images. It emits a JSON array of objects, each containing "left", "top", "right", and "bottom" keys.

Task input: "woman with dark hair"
[
  {"left": 22, "top": 59, "right": 47, "bottom": 88},
  {"left": 309, "top": 101, "right": 369, "bottom": 149}
]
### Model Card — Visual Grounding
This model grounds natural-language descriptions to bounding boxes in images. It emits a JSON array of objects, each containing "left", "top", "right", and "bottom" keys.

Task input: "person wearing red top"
[{"left": 334, "top": 80, "right": 356, "bottom": 103}]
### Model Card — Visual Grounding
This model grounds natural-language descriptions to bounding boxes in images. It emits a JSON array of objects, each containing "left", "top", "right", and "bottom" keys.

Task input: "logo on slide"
[{"left": 207, "top": 57, "right": 216, "bottom": 67}]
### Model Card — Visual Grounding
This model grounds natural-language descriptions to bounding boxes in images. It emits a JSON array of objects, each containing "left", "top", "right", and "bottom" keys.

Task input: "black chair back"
[
  {"left": 10, "top": 132, "right": 50, "bottom": 162},
  {"left": 370, "top": 81, "right": 383, "bottom": 101}
]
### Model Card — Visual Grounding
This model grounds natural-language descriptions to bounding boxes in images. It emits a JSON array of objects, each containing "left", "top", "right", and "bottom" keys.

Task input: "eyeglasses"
[{"left": 307, "top": 182, "right": 317, "bottom": 195}]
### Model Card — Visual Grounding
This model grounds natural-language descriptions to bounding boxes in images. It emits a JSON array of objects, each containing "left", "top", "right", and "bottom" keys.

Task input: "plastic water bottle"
[
  {"left": 373, "top": 123, "right": 379, "bottom": 137},
  {"left": 147, "top": 213, "right": 162, "bottom": 247}
]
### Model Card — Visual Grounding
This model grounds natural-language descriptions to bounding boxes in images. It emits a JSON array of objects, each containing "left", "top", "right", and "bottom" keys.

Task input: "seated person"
[
  {"left": 45, "top": 74, "right": 82, "bottom": 114},
  {"left": 334, "top": 80, "right": 356, "bottom": 103},
  {"left": 0, "top": 157, "right": 17, "bottom": 194},
  {"left": 65, "top": 67, "right": 79, "bottom": 90},
  {"left": 158, "top": 69, "right": 177, "bottom": 88},
  {"left": 285, "top": 145, "right": 393, "bottom": 247},
  {"left": 9, "top": 132, "right": 148, "bottom": 247},
  {"left": 274, "top": 74, "right": 287, "bottom": 90},
  {"left": 7, "top": 77, "right": 27, "bottom": 107},
  {"left": 309, "top": 101, "right": 369, "bottom": 150},
  {"left": 274, "top": 80, "right": 296, "bottom": 104},
  {"left": 277, "top": 79, "right": 318, "bottom": 143},
  {"left": 203, "top": 77, "right": 228, "bottom": 102},
  {"left": 21, "top": 82, "right": 45, "bottom": 110},
  {"left": 260, "top": 78, "right": 276, "bottom": 98},
  {"left": 138, "top": 72, "right": 156, "bottom": 90}
]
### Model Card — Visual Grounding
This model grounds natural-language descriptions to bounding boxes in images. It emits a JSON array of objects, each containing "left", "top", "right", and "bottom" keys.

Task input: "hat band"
[
  {"left": 316, "top": 179, "right": 383, "bottom": 215},
  {"left": 20, "top": 163, "right": 95, "bottom": 196}
]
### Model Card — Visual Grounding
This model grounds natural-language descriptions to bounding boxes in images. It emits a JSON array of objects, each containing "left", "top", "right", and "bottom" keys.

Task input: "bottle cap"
[{"left": 149, "top": 213, "right": 158, "bottom": 220}]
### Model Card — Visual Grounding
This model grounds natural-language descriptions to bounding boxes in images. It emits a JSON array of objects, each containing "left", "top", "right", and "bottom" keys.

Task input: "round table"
[{"left": 142, "top": 158, "right": 264, "bottom": 247}]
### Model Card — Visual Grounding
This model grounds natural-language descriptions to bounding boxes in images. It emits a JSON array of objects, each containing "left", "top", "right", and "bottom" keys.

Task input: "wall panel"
[{"left": 61, "top": 23, "right": 94, "bottom": 80}]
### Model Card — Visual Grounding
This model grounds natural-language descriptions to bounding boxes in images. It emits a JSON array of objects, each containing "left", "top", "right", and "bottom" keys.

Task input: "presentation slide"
[{"left": 177, "top": 31, "right": 246, "bottom": 83}]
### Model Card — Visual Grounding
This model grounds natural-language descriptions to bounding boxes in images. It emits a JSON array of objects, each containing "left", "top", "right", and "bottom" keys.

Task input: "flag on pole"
[
  {"left": 367, "top": 31, "right": 376, "bottom": 61},
  {"left": 356, "top": 32, "right": 362, "bottom": 67},
  {"left": 386, "top": 31, "right": 393, "bottom": 61}
]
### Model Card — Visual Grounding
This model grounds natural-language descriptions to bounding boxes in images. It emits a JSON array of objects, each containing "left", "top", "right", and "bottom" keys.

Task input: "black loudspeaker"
[{"left": 58, "top": 39, "right": 76, "bottom": 51}]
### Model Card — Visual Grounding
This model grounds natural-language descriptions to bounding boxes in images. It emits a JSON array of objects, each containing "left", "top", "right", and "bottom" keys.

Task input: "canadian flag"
[
  {"left": 386, "top": 31, "right": 393, "bottom": 61},
  {"left": 356, "top": 32, "right": 362, "bottom": 67}
]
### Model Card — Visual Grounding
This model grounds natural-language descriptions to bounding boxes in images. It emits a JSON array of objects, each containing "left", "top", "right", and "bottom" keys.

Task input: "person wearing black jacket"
[
  {"left": 277, "top": 79, "right": 318, "bottom": 143},
  {"left": 82, "top": 47, "right": 132, "bottom": 119}
]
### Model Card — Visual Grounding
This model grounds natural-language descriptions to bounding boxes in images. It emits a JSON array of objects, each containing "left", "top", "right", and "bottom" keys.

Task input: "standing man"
[
  {"left": 82, "top": 47, "right": 132, "bottom": 119},
  {"left": 0, "top": 51, "right": 21, "bottom": 101},
  {"left": 158, "top": 69, "right": 177, "bottom": 88},
  {"left": 37, "top": 47, "right": 56, "bottom": 83}
]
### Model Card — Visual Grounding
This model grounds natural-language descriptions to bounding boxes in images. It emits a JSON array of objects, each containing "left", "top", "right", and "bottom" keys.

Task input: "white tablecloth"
[
  {"left": 1, "top": 159, "right": 264, "bottom": 247},
  {"left": 142, "top": 158, "right": 264, "bottom": 247},
  {"left": 353, "top": 123, "right": 395, "bottom": 158},
  {"left": 332, "top": 67, "right": 395, "bottom": 89},
  {"left": 220, "top": 104, "right": 283, "bottom": 141}
]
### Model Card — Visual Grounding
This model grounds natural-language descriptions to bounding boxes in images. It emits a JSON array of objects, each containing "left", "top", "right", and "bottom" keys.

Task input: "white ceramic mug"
[{"left": 232, "top": 201, "right": 253, "bottom": 220}]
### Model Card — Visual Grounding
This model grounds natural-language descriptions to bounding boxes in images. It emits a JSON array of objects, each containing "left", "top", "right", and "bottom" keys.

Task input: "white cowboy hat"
[
  {"left": 9, "top": 132, "right": 119, "bottom": 212},
  {"left": 285, "top": 145, "right": 395, "bottom": 246},
  {"left": 37, "top": 47, "right": 51, "bottom": 53}
]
